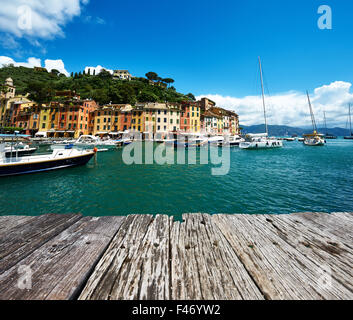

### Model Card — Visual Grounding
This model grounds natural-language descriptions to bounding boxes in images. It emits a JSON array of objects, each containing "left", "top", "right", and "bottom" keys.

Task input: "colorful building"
[
  {"left": 92, "top": 105, "right": 121, "bottom": 135},
  {"left": 118, "top": 105, "right": 133, "bottom": 132},
  {"left": 131, "top": 105, "right": 144, "bottom": 132}
]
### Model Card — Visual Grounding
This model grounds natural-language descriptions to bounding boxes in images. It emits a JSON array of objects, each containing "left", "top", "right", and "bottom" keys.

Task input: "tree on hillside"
[
  {"left": 70, "top": 72, "right": 74, "bottom": 78},
  {"left": 51, "top": 69, "right": 60, "bottom": 76},
  {"left": 186, "top": 93, "right": 196, "bottom": 101},
  {"left": 163, "top": 78, "right": 175, "bottom": 88},
  {"left": 26, "top": 81, "right": 54, "bottom": 105},
  {"left": 98, "top": 69, "right": 112, "bottom": 80},
  {"left": 137, "top": 89, "right": 159, "bottom": 103},
  {"left": 145, "top": 72, "right": 158, "bottom": 81}
]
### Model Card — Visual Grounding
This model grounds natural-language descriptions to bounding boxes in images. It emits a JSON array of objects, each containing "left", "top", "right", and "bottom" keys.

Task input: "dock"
[{"left": 0, "top": 212, "right": 352, "bottom": 300}]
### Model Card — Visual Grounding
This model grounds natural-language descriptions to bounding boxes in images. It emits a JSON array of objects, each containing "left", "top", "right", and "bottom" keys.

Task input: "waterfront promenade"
[{"left": 0, "top": 212, "right": 352, "bottom": 300}]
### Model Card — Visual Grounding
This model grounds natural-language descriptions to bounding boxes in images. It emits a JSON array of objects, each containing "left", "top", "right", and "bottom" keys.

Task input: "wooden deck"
[{"left": 0, "top": 212, "right": 352, "bottom": 300}]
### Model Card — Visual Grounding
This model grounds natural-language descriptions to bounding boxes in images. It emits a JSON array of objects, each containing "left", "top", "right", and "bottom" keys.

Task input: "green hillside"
[{"left": 0, "top": 65, "right": 195, "bottom": 105}]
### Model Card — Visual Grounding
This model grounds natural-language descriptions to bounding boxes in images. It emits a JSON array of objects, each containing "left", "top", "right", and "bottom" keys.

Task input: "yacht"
[
  {"left": 240, "top": 133, "right": 283, "bottom": 149},
  {"left": 51, "top": 135, "right": 117, "bottom": 150},
  {"left": 173, "top": 133, "right": 208, "bottom": 148},
  {"left": 220, "top": 135, "right": 244, "bottom": 146},
  {"left": 303, "top": 92, "right": 325, "bottom": 147},
  {"left": 4, "top": 143, "right": 37, "bottom": 158},
  {"left": 240, "top": 57, "right": 283, "bottom": 150},
  {"left": 208, "top": 136, "right": 224, "bottom": 145},
  {"left": 0, "top": 136, "right": 95, "bottom": 177}
]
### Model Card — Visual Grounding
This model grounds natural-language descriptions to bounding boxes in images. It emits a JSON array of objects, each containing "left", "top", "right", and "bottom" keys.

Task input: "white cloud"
[
  {"left": 0, "top": 56, "right": 69, "bottom": 76},
  {"left": 85, "top": 65, "right": 113, "bottom": 75},
  {"left": 44, "top": 59, "right": 69, "bottom": 77},
  {"left": 196, "top": 81, "right": 353, "bottom": 128},
  {"left": 0, "top": 0, "right": 89, "bottom": 39},
  {"left": 0, "top": 56, "right": 41, "bottom": 68}
]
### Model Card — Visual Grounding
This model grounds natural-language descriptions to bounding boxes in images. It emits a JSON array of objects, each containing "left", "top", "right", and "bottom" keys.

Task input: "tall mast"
[
  {"left": 306, "top": 91, "right": 317, "bottom": 133},
  {"left": 349, "top": 103, "right": 352, "bottom": 136},
  {"left": 258, "top": 57, "right": 268, "bottom": 136},
  {"left": 324, "top": 111, "right": 328, "bottom": 135}
]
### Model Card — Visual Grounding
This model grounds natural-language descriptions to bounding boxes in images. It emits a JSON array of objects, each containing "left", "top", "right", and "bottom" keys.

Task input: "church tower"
[{"left": 4, "top": 78, "right": 16, "bottom": 99}]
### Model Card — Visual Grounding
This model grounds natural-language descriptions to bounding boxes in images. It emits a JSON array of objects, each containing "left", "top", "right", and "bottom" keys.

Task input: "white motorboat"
[
  {"left": 240, "top": 57, "right": 283, "bottom": 150},
  {"left": 208, "top": 136, "right": 224, "bottom": 145},
  {"left": 0, "top": 137, "right": 95, "bottom": 177},
  {"left": 221, "top": 135, "right": 244, "bottom": 146},
  {"left": 239, "top": 133, "right": 283, "bottom": 149},
  {"left": 4, "top": 143, "right": 37, "bottom": 158},
  {"left": 172, "top": 133, "right": 208, "bottom": 148},
  {"left": 51, "top": 135, "right": 118, "bottom": 150}
]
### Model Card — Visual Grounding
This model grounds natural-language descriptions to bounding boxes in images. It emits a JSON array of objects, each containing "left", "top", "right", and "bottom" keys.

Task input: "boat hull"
[
  {"left": 239, "top": 141, "right": 283, "bottom": 149},
  {"left": 0, "top": 153, "right": 94, "bottom": 177},
  {"left": 303, "top": 141, "right": 325, "bottom": 146}
]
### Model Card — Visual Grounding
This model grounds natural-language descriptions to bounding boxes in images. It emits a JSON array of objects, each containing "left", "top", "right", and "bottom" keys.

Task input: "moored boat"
[
  {"left": 303, "top": 132, "right": 325, "bottom": 146},
  {"left": 0, "top": 142, "right": 95, "bottom": 177},
  {"left": 303, "top": 91, "right": 326, "bottom": 147},
  {"left": 222, "top": 135, "right": 245, "bottom": 146},
  {"left": 240, "top": 57, "right": 283, "bottom": 150},
  {"left": 239, "top": 133, "right": 283, "bottom": 149}
]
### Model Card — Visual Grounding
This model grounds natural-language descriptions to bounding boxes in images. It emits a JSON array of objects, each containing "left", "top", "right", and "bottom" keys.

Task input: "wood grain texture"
[
  {"left": 0, "top": 214, "right": 82, "bottom": 273},
  {"left": 0, "top": 212, "right": 352, "bottom": 300},
  {"left": 78, "top": 214, "right": 155, "bottom": 300},
  {"left": 170, "top": 213, "right": 264, "bottom": 300},
  {"left": 0, "top": 216, "right": 124, "bottom": 300},
  {"left": 263, "top": 213, "right": 353, "bottom": 292},
  {"left": 212, "top": 214, "right": 353, "bottom": 300}
]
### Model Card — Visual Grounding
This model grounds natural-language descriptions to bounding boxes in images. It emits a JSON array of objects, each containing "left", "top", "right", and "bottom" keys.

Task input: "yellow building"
[
  {"left": 38, "top": 105, "right": 51, "bottom": 133},
  {"left": 189, "top": 103, "right": 200, "bottom": 133},
  {"left": 93, "top": 105, "right": 120, "bottom": 135},
  {"left": 131, "top": 105, "right": 144, "bottom": 132}
]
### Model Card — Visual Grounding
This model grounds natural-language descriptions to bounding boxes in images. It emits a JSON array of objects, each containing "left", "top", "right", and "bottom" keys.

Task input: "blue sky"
[{"left": 1, "top": 0, "right": 353, "bottom": 126}]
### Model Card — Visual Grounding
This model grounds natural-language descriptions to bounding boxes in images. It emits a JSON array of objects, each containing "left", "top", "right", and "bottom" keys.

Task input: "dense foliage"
[{"left": 0, "top": 65, "right": 195, "bottom": 105}]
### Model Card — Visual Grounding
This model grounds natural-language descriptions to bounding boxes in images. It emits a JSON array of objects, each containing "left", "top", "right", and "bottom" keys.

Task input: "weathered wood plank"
[
  {"left": 0, "top": 216, "right": 36, "bottom": 236},
  {"left": 213, "top": 214, "right": 353, "bottom": 300},
  {"left": 78, "top": 215, "right": 154, "bottom": 300},
  {"left": 264, "top": 214, "right": 353, "bottom": 292},
  {"left": 170, "top": 214, "right": 264, "bottom": 300},
  {"left": 110, "top": 214, "right": 170, "bottom": 300},
  {"left": 0, "top": 214, "right": 82, "bottom": 273},
  {"left": 290, "top": 212, "right": 353, "bottom": 244},
  {"left": 0, "top": 216, "right": 124, "bottom": 300}
]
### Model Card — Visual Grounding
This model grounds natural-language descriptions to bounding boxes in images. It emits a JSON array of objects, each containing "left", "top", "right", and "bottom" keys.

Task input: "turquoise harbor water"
[{"left": 0, "top": 140, "right": 353, "bottom": 219}]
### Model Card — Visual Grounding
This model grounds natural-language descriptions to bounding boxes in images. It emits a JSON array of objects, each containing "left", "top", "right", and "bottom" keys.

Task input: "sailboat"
[
  {"left": 344, "top": 104, "right": 353, "bottom": 140},
  {"left": 239, "top": 57, "right": 283, "bottom": 149},
  {"left": 323, "top": 111, "right": 337, "bottom": 139},
  {"left": 303, "top": 92, "right": 325, "bottom": 146}
]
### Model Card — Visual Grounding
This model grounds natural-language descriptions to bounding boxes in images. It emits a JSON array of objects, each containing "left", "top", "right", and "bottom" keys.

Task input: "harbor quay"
[{"left": 0, "top": 212, "right": 352, "bottom": 300}]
